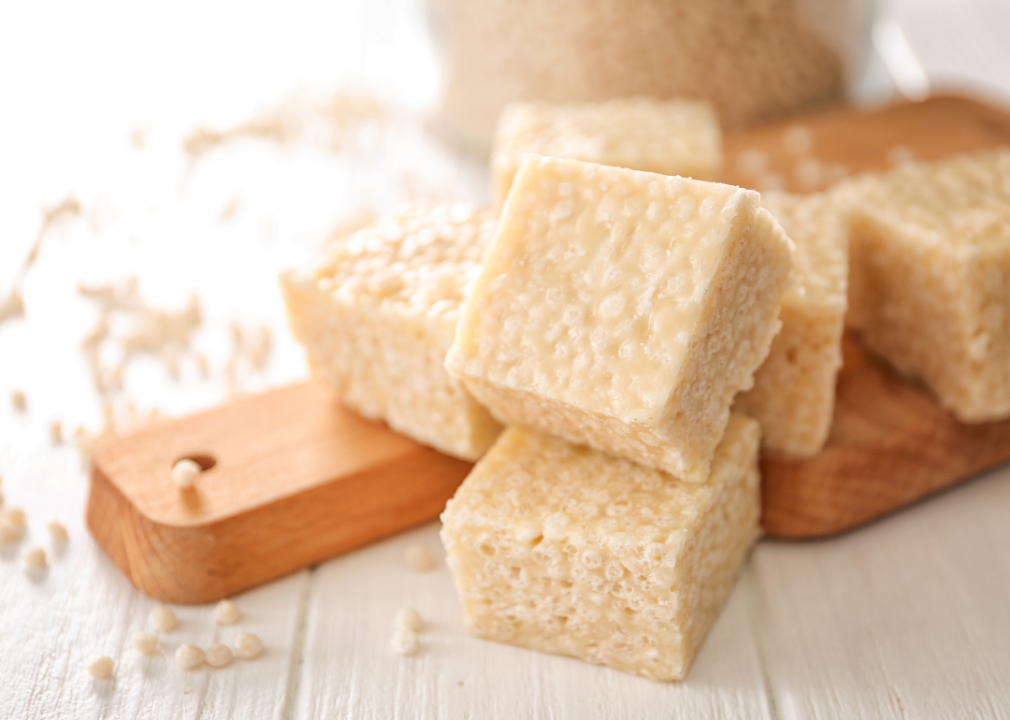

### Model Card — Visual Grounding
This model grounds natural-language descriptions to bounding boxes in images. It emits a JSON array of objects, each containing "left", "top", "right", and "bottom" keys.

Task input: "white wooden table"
[{"left": 2, "top": 1, "right": 1009, "bottom": 717}]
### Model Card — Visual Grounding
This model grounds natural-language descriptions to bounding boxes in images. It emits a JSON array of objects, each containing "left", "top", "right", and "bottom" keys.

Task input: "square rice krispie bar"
[
  {"left": 441, "top": 414, "right": 762, "bottom": 682},
  {"left": 281, "top": 205, "right": 503, "bottom": 460},
  {"left": 492, "top": 97, "right": 721, "bottom": 208},
  {"left": 445, "top": 156, "right": 792, "bottom": 482},
  {"left": 735, "top": 191, "right": 848, "bottom": 456},
  {"left": 840, "top": 148, "right": 1010, "bottom": 422}
]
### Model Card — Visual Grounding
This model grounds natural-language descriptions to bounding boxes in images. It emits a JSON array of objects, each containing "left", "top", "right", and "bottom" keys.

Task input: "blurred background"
[{"left": 1, "top": 0, "right": 1009, "bottom": 441}]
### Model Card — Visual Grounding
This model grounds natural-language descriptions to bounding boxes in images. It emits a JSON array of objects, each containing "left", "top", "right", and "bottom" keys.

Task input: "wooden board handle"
[{"left": 87, "top": 382, "right": 472, "bottom": 604}]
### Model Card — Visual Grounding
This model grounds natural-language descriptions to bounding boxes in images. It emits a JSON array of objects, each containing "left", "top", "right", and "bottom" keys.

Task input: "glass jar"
[{"left": 430, "top": 0, "right": 875, "bottom": 147}]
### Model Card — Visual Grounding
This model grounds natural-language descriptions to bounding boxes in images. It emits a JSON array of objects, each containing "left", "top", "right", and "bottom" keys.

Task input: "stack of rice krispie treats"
[{"left": 282, "top": 97, "right": 1010, "bottom": 681}]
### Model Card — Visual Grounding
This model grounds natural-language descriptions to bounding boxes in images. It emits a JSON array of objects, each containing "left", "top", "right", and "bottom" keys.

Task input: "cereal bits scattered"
[
  {"left": 886, "top": 144, "right": 917, "bottom": 167},
  {"left": 391, "top": 628, "right": 420, "bottom": 656},
  {"left": 794, "top": 157, "right": 823, "bottom": 191},
  {"left": 46, "top": 520, "right": 68, "bottom": 543},
  {"left": 234, "top": 633, "right": 262, "bottom": 660},
  {"left": 171, "top": 459, "right": 201, "bottom": 489},
  {"left": 21, "top": 545, "right": 46, "bottom": 570},
  {"left": 148, "top": 606, "right": 177, "bottom": 633},
  {"left": 0, "top": 523, "right": 20, "bottom": 544},
  {"left": 87, "top": 655, "right": 114, "bottom": 679},
  {"left": 783, "top": 124, "right": 814, "bottom": 155},
  {"left": 405, "top": 544, "right": 436, "bottom": 572},
  {"left": 175, "top": 644, "right": 205, "bottom": 670},
  {"left": 10, "top": 390, "right": 27, "bottom": 413},
  {"left": 132, "top": 632, "right": 159, "bottom": 655},
  {"left": 395, "top": 609, "right": 423, "bottom": 633},
  {"left": 212, "top": 599, "right": 241, "bottom": 626},
  {"left": 736, "top": 148, "right": 768, "bottom": 177},
  {"left": 0, "top": 505, "right": 24, "bottom": 543},
  {"left": 205, "top": 643, "right": 233, "bottom": 668},
  {"left": 2, "top": 506, "right": 26, "bottom": 529},
  {"left": 755, "top": 172, "right": 785, "bottom": 192}
]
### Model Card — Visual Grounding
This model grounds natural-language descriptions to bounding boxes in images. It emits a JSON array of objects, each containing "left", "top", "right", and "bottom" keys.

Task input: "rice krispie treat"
[
  {"left": 441, "top": 414, "right": 762, "bottom": 682},
  {"left": 492, "top": 98, "right": 721, "bottom": 208},
  {"left": 840, "top": 148, "right": 1010, "bottom": 422},
  {"left": 445, "top": 156, "right": 792, "bottom": 482},
  {"left": 281, "top": 205, "right": 503, "bottom": 460},
  {"left": 736, "top": 191, "right": 848, "bottom": 456}
]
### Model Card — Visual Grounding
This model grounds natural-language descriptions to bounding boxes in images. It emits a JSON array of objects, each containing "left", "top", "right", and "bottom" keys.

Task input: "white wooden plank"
[
  {"left": 294, "top": 522, "right": 772, "bottom": 720},
  {"left": 0, "top": 417, "right": 310, "bottom": 719},
  {"left": 749, "top": 465, "right": 1010, "bottom": 720}
]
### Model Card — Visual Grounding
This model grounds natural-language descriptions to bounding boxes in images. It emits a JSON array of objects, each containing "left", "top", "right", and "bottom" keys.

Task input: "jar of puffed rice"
[{"left": 428, "top": 0, "right": 875, "bottom": 145}]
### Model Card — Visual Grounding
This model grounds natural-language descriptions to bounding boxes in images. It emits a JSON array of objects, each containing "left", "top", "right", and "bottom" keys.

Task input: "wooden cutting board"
[
  {"left": 87, "top": 382, "right": 472, "bottom": 604},
  {"left": 88, "top": 95, "right": 1010, "bottom": 604},
  {"left": 722, "top": 94, "right": 1010, "bottom": 537}
]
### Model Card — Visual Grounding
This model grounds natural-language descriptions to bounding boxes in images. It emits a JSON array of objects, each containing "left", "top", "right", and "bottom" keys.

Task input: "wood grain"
[
  {"left": 762, "top": 333, "right": 1010, "bottom": 537},
  {"left": 87, "top": 381, "right": 473, "bottom": 604},
  {"left": 723, "top": 95, "right": 1010, "bottom": 537}
]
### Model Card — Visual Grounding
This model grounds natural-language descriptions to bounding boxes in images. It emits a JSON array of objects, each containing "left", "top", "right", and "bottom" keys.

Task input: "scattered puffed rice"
[
  {"left": 175, "top": 644, "right": 205, "bottom": 670},
  {"left": 148, "top": 606, "right": 177, "bottom": 633},
  {"left": 47, "top": 520, "right": 68, "bottom": 543},
  {"left": 783, "top": 124, "right": 814, "bottom": 155},
  {"left": 103, "top": 366, "right": 123, "bottom": 392},
  {"left": 73, "top": 426, "right": 95, "bottom": 460},
  {"left": 21, "top": 545, "right": 46, "bottom": 570},
  {"left": 132, "top": 632, "right": 158, "bottom": 655},
  {"left": 212, "top": 599, "right": 241, "bottom": 626},
  {"left": 405, "top": 544, "right": 436, "bottom": 572},
  {"left": 755, "top": 172, "right": 786, "bottom": 192},
  {"left": 391, "top": 628, "right": 420, "bottom": 656},
  {"left": 395, "top": 608, "right": 423, "bottom": 632},
  {"left": 11, "top": 391, "right": 26, "bottom": 413},
  {"left": 886, "top": 144, "right": 917, "bottom": 167},
  {"left": 823, "top": 162, "right": 849, "bottom": 185},
  {"left": 123, "top": 401, "right": 138, "bottom": 427},
  {"left": 0, "top": 523, "right": 18, "bottom": 544},
  {"left": 234, "top": 633, "right": 262, "bottom": 660},
  {"left": 87, "top": 654, "right": 114, "bottom": 679},
  {"left": 794, "top": 156, "right": 824, "bottom": 191},
  {"left": 171, "top": 459, "right": 201, "bottom": 489},
  {"left": 196, "top": 354, "right": 210, "bottom": 379},
  {"left": 2, "top": 506, "right": 25, "bottom": 529},
  {"left": 736, "top": 148, "right": 768, "bottom": 177},
  {"left": 205, "top": 643, "right": 233, "bottom": 668},
  {"left": 166, "top": 355, "right": 180, "bottom": 381},
  {"left": 49, "top": 420, "right": 63, "bottom": 445}
]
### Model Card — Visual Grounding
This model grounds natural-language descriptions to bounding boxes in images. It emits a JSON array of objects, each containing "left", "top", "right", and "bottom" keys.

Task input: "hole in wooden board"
[{"left": 175, "top": 454, "right": 217, "bottom": 472}]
